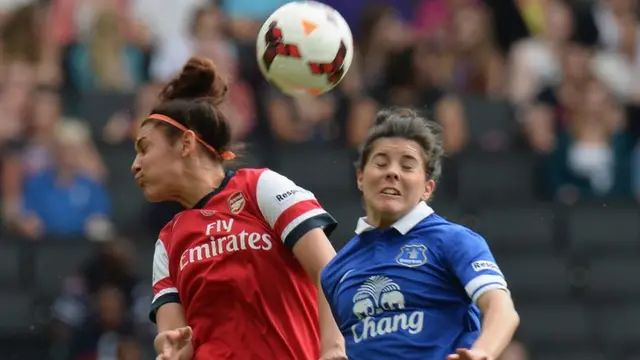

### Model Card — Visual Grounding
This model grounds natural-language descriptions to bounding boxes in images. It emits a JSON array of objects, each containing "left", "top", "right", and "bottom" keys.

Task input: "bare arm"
[
  {"left": 292, "top": 228, "right": 345, "bottom": 357},
  {"left": 266, "top": 97, "right": 309, "bottom": 143},
  {"left": 471, "top": 290, "right": 520, "bottom": 358},
  {"left": 155, "top": 303, "right": 188, "bottom": 333}
]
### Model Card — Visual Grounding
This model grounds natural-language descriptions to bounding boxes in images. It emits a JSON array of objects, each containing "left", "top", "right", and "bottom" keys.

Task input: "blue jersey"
[{"left": 321, "top": 202, "right": 508, "bottom": 360}]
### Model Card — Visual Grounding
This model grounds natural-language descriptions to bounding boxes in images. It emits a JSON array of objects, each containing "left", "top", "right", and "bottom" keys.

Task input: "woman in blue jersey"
[{"left": 321, "top": 108, "right": 519, "bottom": 360}]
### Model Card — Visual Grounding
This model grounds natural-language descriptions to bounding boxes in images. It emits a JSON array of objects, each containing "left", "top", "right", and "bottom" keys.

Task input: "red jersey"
[{"left": 150, "top": 168, "right": 337, "bottom": 360}]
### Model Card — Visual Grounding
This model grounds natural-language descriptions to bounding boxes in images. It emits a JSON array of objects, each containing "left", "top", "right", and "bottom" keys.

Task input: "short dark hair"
[
  {"left": 355, "top": 108, "right": 444, "bottom": 182},
  {"left": 146, "top": 57, "right": 232, "bottom": 162}
]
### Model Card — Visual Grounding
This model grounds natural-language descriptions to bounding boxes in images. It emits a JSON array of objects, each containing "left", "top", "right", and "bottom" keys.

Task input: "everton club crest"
[{"left": 396, "top": 244, "right": 428, "bottom": 268}]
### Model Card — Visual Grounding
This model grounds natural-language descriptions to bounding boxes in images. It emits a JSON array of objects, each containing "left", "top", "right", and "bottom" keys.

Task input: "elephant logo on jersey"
[
  {"left": 396, "top": 244, "right": 428, "bottom": 267},
  {"left": 350, "top": 275, "right": 423, "bottom": 343},
  {"left": 352, "top": 275, "right": 405, "bottom": 319}
]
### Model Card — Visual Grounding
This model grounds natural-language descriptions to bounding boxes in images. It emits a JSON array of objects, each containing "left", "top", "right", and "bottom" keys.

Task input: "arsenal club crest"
[
  {"left": 227, "top": 191, "right": 246, "bottom": 214},
  {"left": 200, "top": 209, "right": 216, "bottom": 217},
  {"left": 396, "top": 244, "right": 428, "bottom": 268}
]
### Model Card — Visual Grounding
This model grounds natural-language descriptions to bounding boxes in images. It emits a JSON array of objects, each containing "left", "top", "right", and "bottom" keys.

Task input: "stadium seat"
[
  {"left": 320, "top": 194, "right": 364, "bottom": 249},
  {"left": 568, "top": 205, "right": 640, "bottom": 255},
  {"left": 76, "top": 91, "right": 135, "bottom": 139},
  {"left": 497, "top": 254, "right": 571, "bottom": 300},
  {"left": 462, "top": 96, "right": 519, "bottom": 152},
  {"left": 516, "top": 302, "right": 593, "bottom": 346},
  {"left": 596, "top": 302, "right": 640, "bottom": 348},
  {"left": 272, "top": 145, "right": 357, "bottom": 199},
  {"left": 457, "top": 153, "right": 536, "bottom": 205},
  {"left": 472, "top": 205, "right": 555, "bottom": 252},
  {"left": 135, "top": 242, "right": 155, "bottom": 282},
  {"left": 32, "top": 242, "right": 97, "bottom": 296},
  {"left": 0, "top": 291, "right": 33, "bottom": 336},
  {"left": 99, "top": 143, "right": 148, "bottom": 233},
  {"left": 0, "top": 241, "right": 23, "bottom": 288},
  {"left": 532, "top": 350, "right": 606, "bottom": 360},
  {"left": 586, "top": 256, "right": 640, "bottom": 300}
]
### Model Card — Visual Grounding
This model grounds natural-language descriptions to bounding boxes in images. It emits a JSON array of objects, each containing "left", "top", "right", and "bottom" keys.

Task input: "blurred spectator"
[
  {"left": 131, "top": 0, "right": 207, "bottom": 49},
  {"left": 265, "top": 88, "right": 343, "bottom": 144},
  {"left": 356, "top": 4, "right": 409, "bottom": 90},
  {"left": 444, "top": 5, "right": 506, "bottom": 96},
  {"left": 48, "top": 0, "right": 149, "bottom": 47},
  {"left": 67, "top": 9, "right": 146, "bottom": 92},
  {"left": 221, "top": 0, "right": 288, "bottom": 42},
  {"left": 50, "top": 239, "right": 151, "bottom": 358},
  {"left": 102, "top": 82, "right": 161, "bottom": 144},
  {"left": 592, "top": 0, "right": 637, "bottom": 52},
  {"left": 17, "top": 119, "right": 113, "bottom": 240},
  {"left": 524, "top": 40, "right": 594, "bottom": 154},
  {"left": 413, "top": 0, "right": 477, "bottom": 46},
  {"left": 68, "top": 285, "right": 136, "bottom": 360},
  {"left": 545, "top": 78, "right": 631, "bottom": 200},
  {"left": 508, "top": 0, "right": 574, "bottom": 105},
  {"left": 370, "top": 46, "right": 467, "bottom": 154},
  {"left": 590, "top": 12, "right": 640, "bottom": 103},
  {"left": 149, "top": 4, "right": 227, "bottom": 81},
  {"left": 1, "top": 4, "right": 41, "bottom": 64}
]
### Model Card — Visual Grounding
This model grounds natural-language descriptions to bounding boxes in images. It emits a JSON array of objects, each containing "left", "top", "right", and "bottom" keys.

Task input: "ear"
[
  {"left": 181, "top": 130, "right": 198, "bottom": 157},
  {"left": 421, "top": 179, "right": 436, "bottom": 202},
  {"left": 356, "top": 169, "right": 364, "bottom": 192}
]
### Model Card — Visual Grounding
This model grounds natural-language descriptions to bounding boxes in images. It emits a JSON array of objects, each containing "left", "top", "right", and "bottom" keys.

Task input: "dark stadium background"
[{"left": 0, "top": 0, "right": 638, "bottom": 359}]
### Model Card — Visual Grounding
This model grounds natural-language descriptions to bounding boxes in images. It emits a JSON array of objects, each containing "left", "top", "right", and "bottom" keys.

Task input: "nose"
[
  {"left": 131, "top": 155, "right": 141, "bottom": 176},
  {"left": 384, "top": 164, "right": 400, "bottom": 181}
]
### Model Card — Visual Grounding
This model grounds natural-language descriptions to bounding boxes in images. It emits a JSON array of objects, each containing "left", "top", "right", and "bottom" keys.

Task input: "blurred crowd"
[{"left": 0, "top": 0, "right": 637, "bottom": 359}]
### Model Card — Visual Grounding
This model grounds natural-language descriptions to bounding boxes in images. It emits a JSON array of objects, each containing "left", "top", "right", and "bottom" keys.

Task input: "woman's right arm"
[
  {"left": 156, "top": 303, "right": 188, "bottom": 332},
  {"left": 152, "top": 234, "right": 193, "bottom": 359}
]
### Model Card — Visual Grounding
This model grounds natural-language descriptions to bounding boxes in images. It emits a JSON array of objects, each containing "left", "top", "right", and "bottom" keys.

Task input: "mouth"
[{"left": 380, "top": 187, "right": 401, "bottom": 197}]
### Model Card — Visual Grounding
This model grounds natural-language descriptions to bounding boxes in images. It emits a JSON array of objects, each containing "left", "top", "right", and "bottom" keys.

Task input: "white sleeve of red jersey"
[
  {"left": 150, "top": 238, "right": 180, "bottom": 323},
  {"left": 256, "top": 169, "right": 337, "bottom": 249}
]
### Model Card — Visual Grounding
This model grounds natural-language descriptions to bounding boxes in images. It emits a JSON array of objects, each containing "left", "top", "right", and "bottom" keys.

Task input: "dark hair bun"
[{"left": 159, "top": 57, "right": 228, "bottom": 105}]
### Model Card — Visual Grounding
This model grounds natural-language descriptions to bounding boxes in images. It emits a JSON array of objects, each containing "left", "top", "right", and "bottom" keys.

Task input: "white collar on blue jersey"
[{"left": 354, "top": 201, "right": 434, "bottom": 235}]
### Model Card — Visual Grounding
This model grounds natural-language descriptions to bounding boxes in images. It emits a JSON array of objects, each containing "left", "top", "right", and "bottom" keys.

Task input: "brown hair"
[
  {"left": 145, "top": 57, "right": 233, "bottom": 161},
  {"left": 355, "top": 108, "right": 444, "bottom": 182}
]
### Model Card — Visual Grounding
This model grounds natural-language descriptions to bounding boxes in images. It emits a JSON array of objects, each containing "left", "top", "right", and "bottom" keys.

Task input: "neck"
[
  {"left": 364, "top": 207, "right": 399, "bottom": 229},
  {"left": 175, "top": 165, "right": 226, "bottom": 208}
]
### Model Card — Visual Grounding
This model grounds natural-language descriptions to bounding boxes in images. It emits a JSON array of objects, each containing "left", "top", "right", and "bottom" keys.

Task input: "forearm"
[
  {"left": 156, "top": 303, "right": 188, "bottom": 333},
  {"left": 472, "top": 296, "right": 519, "bottom": 358},
  {"left": 318, "top": 283, "right": 344, "bottom": 353}
]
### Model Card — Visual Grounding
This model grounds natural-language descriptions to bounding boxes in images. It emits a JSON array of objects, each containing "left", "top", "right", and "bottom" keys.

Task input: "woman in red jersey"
[{"left": 130, "top": 57, "right": 345, "bottom": 360}]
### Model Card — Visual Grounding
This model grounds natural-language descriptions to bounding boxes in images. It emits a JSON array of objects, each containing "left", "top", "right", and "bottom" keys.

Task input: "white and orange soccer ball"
[{"left": 256, "top": 1, "right": 354, "bottom": 96}]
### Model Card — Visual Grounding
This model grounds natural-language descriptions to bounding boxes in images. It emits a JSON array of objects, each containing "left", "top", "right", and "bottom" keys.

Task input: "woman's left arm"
[
  {"left": 293, "top": 227, "right": 346, "bottom": 360},
  {"left": 471, "top": 289, "right": 520, "bottom": 357}
]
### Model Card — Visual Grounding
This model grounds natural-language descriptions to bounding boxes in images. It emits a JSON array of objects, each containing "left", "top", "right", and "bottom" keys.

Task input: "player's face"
[
  {"left": 357, "top": 137, "right": 435, "bottom": 225},
  {"left": 131, "top": 124, "right": 184, "bottom": 202}
]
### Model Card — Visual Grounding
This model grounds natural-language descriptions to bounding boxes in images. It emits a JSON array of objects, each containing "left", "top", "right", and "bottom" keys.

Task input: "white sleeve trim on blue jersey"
[{"left": 464, "top": 274, "right": 509, "bottom": 303}]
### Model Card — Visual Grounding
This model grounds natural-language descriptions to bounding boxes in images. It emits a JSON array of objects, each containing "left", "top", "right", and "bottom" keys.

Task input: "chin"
[
  {"left": 373, "top": 199, "right": 407, "bottom": 217},
  {"left": 141, "top": 186, "right": 167, "bottom": 203}
]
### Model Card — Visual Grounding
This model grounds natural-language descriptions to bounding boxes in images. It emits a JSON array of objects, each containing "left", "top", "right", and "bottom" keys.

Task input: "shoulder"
[
  {"left": 416, "top": 214, "right": 488, "bottom": 250},
  {"left": 237, "top": 167, "right": 309, "bottom": 200},
  {"left": 321, "top": 235, "right": 362, "bottom": 283},
  {"left": 25, "top": 170, "right": 55, "bottom": 185},
  {"left": 157, "top": 212, "right": 187, "bottom": 245}
]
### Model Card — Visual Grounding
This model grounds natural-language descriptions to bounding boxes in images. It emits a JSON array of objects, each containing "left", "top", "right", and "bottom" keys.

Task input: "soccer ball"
[{"left": 256, "top": 1, "right": 354, "bottom": 96}]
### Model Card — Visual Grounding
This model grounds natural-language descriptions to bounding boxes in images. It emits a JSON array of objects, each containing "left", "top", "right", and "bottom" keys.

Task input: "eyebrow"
[{"left": 134, "top": 137, "right": 146, "bottom": 151}]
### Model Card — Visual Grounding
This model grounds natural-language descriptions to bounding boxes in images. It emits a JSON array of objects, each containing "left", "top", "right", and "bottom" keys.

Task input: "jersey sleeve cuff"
[
  {"left": 283, "top": 212, "right": 338, "bottom": 250},
  {"left": 464, "top": 274, "right": 508, "bottom": 303},
  {"left": 149, "top": 293, "right": 181, "bottom": 323}
]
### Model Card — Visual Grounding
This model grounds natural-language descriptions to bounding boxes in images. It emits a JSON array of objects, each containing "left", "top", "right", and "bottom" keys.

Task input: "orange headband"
[{"left": 146, "top": 114, "right": 235, "bottom": 161}]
